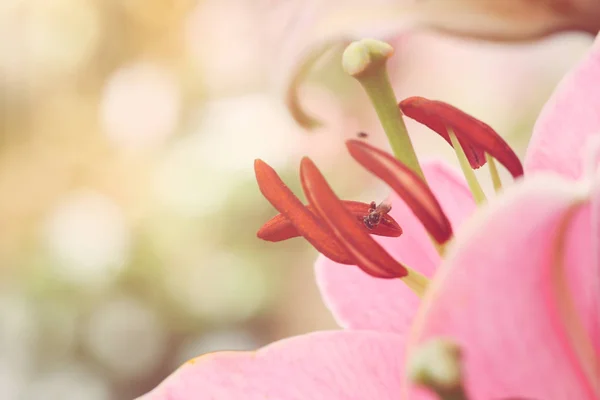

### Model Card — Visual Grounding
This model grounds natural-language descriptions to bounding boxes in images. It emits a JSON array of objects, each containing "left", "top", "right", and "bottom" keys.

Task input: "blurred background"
[{"left": 0, "top": 0, "right": 594, "bottom": 398}]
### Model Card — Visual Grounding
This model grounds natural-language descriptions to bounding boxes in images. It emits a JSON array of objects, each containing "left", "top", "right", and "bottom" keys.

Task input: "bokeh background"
[{"left": 0, "top": 0, "right": 594, "bottom": 398}]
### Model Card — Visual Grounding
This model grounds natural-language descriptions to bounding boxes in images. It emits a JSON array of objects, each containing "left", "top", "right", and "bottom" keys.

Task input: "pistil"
[{"left": 342, "top": 39, "right": 425, "bottom": 179}]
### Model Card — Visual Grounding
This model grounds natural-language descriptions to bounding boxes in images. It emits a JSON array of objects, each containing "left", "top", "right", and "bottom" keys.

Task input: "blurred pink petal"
[
  {"left": 286, "top": 0, "right": 600, "bottom": 128},
  {"left": 407, "top": 176, "right": 599, "bottom": 399},
  {"left": 525, "top": 33, "right": 600, "bottom": 179},
  {"left": 316, "top": 161, "right": 474, "bottom": 333},
  {"left": 138, "top": 330, "right": 406, "bottom": 400},
  {"left": 563, "top": 198, "right": 600, "bottom": 364},
  {"left": 315, "top": 1, "right": 598, "bottom": 43}
]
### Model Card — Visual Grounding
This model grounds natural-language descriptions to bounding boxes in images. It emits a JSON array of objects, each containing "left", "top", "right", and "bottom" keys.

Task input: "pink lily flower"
[
  {"left": 402, "top": 33, "right": 600, "bottom": 399},
  {"left": 137, "top": 34, "right": 600, "bottom": 400}
]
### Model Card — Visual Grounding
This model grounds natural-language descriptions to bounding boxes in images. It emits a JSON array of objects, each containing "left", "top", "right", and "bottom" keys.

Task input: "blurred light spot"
[
  {"left": 44, "top": 190, "right": 129, "bottom": 287},
  {"left": 24, "top": 364, "right": 110, "bottom": 400},
  {"left": 0, "top": 362, "right": 25, "bottom": 400},
  {"left": 153, "top": 94, "right": 303, "bottom": 217},
  {"left": 0, "top": 0, "right": 100, "bottom": 85},
  {"left": 175, "top": 329, "right": 259, "bottom": 366},
  {"left": 167, "top": 253, "right": 268, "bottom": 323},
  {"left": 83, "top": 297, "right": 166, "bottom": 378},
  {"left": 0, "top": 296, "right": 37, "bottom": 372},
  {"left": 101, "top": 63, "right": 181, "bottom": 150},
  {"left": 185, "top": 0, "right": 264, "bottom": 92},
  {"left": 121, "top": 0, "right": 194, "bottom": 29},
  {"left": 153, "top": 132, "right": 231, "bottom": 217},
  {"left": 39, "top": 303, "right": 78, "bottom": 359},
  {"left": 195, "top": 94, "right": 304, "bottom": 171}
]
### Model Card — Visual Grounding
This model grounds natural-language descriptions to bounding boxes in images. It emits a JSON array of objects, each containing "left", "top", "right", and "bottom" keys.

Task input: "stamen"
[
  {"left": 486, "top": 153, "right": 503, "bottom": 192},
  {"left": 299, "top": 157, "right": 409, "bottom": 279},
  {"left": 399, "top": 96, "right": 484, "bottom": 169},
  {"left": 257, "top": 200, "right": 402, "bottom": 241},
  {"left": 449, "top": 129, "right": 487, "bottom": 205},
  {"left": 254, "top": 159, "right": 355, "bottom": 265},
  {"left": 346, "top": 140, "right": 453, "bottom": 244},
  {"left": 399, "top": 97, "right": 524, "bottom": 178}
]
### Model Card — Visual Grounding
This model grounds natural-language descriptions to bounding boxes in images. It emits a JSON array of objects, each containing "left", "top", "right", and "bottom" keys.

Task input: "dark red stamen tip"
[
  {"left": 400, "top": 97, "right": 524, "bottom": 178},
  {"left": 257, "top": 200, "right": 402, "bottom": 242},
  {"left": 346, "top": 140, "right": 453, "bottom": 244},
  {"left": 254, "top": 159, "right": 355, "bottom": 264},
  {"left": 299, "top": 157, "right": 408, "bottom": 279},
  {"left": 400, "top": 97, "right": 484, "bottom": 169}
]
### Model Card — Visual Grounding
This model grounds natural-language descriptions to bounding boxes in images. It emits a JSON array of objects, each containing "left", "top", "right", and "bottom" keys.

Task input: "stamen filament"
[
  {"left": 342, "top": 40, "right": 424, "bottom": 179},
  {"left": 486, "top": 153, "right": 503, "bottom": 192},
  {"left": 432, "top": 239, "right": 447, "bottom": 258},
  {"left": 449, "top": 129, "right": 487, "bottom": 205},
  {"left": 401, "top": 268, "right": 430, "bottom": 298}
]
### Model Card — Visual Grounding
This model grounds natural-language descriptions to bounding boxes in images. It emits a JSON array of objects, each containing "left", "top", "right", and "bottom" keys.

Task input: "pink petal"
[
  {"left": 407, "top": 176, "right": 598, "bottom": 399},
  {"left": 563, "top": 185, "right": 600, "bottom": 373},
  {"left": 316, "top": 161, "right": 475, "bottom": 333},
  {"left": 525, "top": 34, "right": 600, "bottom": 179},
  {"left": 137, "top": 330, "right": 406, "bottom": 400}
]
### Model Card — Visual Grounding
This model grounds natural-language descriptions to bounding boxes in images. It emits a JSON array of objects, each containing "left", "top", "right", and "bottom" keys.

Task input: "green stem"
[
  {"left": 448, "top": 129, "right": 487, "bottom": 205},
  {"left": 486, "top": 153, "right": 503, "bottom": 192}
]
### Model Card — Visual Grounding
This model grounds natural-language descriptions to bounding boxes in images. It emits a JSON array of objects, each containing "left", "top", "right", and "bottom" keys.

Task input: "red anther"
[
  {"left": 346, "top": 140, "right": 453, "bottom": 244},
  {"left": 299, "top": 157, "right": 408, "bottom": 279},
  {"left": 400, "top": 97, "right": 523, "bottom": 178},
  {"left": 257, "top": 200, "right": 402, "bottom": 242},
  {"left": 254, "top": 159, "right": 355, "bottom": 265}
]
